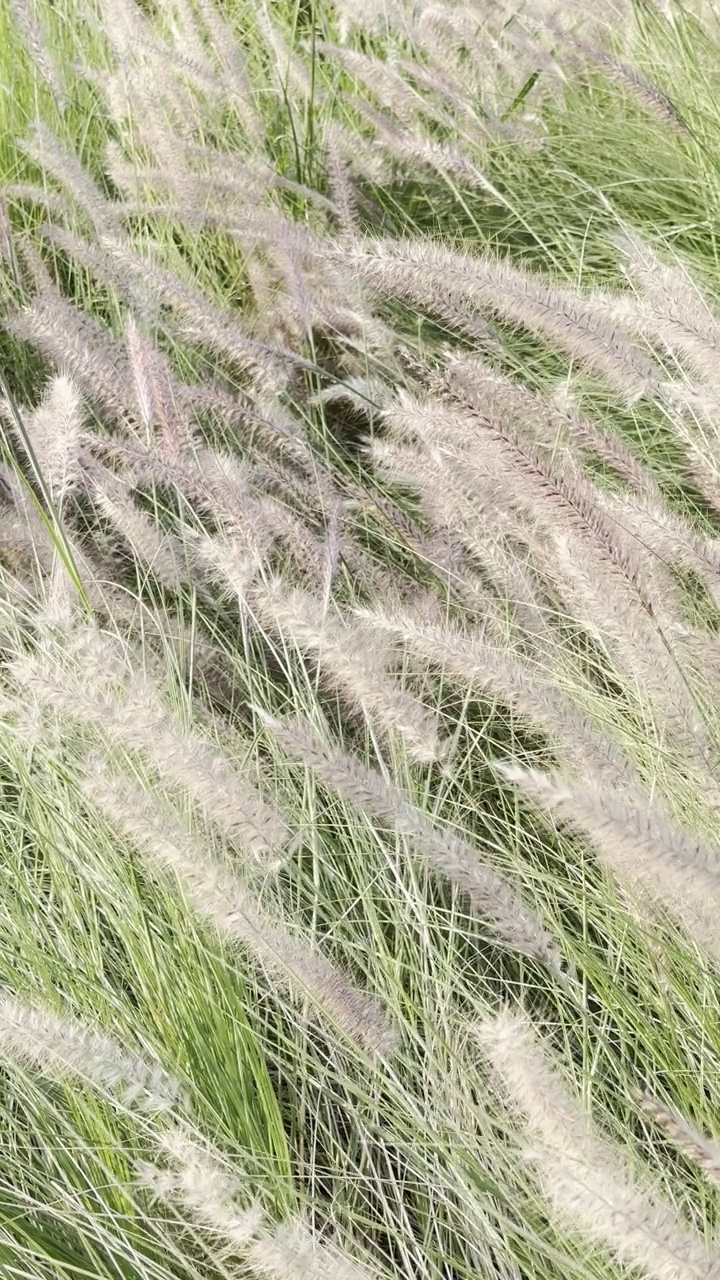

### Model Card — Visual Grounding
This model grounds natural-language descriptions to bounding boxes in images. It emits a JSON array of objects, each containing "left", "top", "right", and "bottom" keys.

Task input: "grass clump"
[{"left": 4, "top": 1, "right": 720, "bottom": 1278}]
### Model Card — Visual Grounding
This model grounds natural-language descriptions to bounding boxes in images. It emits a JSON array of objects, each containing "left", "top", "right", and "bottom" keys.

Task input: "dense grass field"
[{"left": 6, "top": 1, "right": 720, "bottom": 1278}]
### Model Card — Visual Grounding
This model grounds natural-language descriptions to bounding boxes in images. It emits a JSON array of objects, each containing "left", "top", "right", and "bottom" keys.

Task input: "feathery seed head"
[
  {"left": 84, "top": 762, "right": 398, "bottom": 1058},
  {"left": 477, "top": 1009, "right": 720, "bottom": 1280},
  {"left": 0, "top": 993, "right": 183, "bottom": 1113}
]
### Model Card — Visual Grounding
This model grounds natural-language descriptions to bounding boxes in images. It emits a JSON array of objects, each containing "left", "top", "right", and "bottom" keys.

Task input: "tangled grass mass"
[{"left": 7, "top": 0, "right": 720, "bottom": 1276}]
